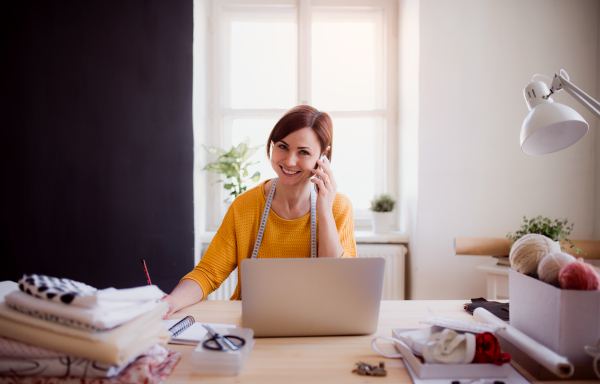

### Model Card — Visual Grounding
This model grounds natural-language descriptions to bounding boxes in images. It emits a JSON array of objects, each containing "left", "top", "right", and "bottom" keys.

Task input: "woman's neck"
[
  {"left": 275, "top": 180, "right": 311, "bottom": 206},
  {"left": 265, "top": 178, "right": 312, "bottom": 219}
]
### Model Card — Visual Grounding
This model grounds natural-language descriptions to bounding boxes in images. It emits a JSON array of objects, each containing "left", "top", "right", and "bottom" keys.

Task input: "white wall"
[
  {"left": 398, "top": 0, "right": 420, "bottom": 299},
  {"left": 193, "top": 0, "right": 210, "bottom": 265},
  {"left": 410, "top": 0, "right": 599, "bottom": 299}
]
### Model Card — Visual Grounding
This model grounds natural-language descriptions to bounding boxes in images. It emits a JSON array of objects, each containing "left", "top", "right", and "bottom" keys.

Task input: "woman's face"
[{"left": 270, "top": 127, "right": 322, "bottom": 188}]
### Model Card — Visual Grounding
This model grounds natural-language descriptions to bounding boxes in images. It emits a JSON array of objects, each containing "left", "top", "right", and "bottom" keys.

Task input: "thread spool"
[
  {"left": 509, "top": 234, "right": 561, "bottom": 276},
  {"left": 558, "top": 259, "right": 599, "bottom": 290},
  {"left": 537, "top": 252, "right": 576, "bottom": 286}
]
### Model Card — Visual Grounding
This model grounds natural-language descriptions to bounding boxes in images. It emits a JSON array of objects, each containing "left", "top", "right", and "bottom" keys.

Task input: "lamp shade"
[{"left": 520, "top": 102, "right": 588, "bottom": 156}]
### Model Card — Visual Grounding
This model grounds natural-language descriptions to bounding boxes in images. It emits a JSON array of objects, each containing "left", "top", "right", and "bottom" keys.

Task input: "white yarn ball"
[
  {"left": 537, "top": 252, "right": 576, "bottom": 286},
  {"left": 509, "top": 234, "right": 561, "bottom": 276}
]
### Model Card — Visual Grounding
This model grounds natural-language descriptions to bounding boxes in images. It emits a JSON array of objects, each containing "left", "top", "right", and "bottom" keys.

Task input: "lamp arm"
[{"left": 558, "top": 74, "right": 600, "bottom": 120}]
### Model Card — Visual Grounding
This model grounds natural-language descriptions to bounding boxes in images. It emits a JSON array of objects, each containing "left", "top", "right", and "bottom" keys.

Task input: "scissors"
[{"left": 202, "top": 324, "right": 245, "bottom": 351}]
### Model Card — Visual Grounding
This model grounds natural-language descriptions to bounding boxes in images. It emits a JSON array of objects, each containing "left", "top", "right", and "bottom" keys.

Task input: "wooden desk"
[{"left": 165, "top": 300, "right": 474, "bottom": 384}]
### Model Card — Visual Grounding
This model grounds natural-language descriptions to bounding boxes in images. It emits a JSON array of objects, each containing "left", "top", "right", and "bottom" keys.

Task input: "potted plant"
[
  {"left": 203, "top": 137, "right": 262, "bottom": 202},
  {"left": 506, "top": 215, "right": 584, "bottom": 254},
  {"left": 370, "top": 194, "right": 396, "bottom": 234}
]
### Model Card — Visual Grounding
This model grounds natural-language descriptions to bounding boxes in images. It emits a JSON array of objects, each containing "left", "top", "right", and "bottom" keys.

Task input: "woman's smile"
[{"left": 280, "top": 165, "right": 301, "bottom": 176}]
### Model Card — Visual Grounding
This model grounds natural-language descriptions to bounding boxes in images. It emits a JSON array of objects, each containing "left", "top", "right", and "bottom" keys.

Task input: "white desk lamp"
[{"left": 521, "top": 69, "right": 600, "bottom": 155}]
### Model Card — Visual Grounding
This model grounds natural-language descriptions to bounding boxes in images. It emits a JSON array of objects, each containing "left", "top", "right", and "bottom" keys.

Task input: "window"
[{"left": 205, "top": 0, "right": 398, "bottom": 230}]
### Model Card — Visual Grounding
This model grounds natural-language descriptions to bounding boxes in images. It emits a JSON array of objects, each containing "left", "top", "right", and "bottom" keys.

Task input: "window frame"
[{"left": 205, "top": 0, "right": 398, "bottom": 231}]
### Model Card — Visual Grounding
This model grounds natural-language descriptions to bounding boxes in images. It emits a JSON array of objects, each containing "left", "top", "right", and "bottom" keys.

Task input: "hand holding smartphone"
[{"left": 315, "top": 155, "right": 328, "bottom": 182}]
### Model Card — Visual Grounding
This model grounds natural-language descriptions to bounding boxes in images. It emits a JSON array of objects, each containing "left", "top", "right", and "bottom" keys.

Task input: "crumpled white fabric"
[
  {"left": 397, "top": 327, "right": 435, "bottom": 356},
  {"left": 422, "top": 328, "right": 476, "bottom": 364}
]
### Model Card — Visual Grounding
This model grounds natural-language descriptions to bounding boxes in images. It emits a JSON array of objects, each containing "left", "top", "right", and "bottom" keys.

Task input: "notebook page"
[{"left": 162, "top": 320, "right": 236, "bottom": 344}]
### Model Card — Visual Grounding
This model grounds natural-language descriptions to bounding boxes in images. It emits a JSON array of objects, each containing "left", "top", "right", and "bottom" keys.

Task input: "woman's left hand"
[{"left": 311, "top": 157, "right": 337, "bottom": 217}]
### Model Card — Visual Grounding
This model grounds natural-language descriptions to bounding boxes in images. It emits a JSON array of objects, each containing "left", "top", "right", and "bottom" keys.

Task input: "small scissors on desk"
[{"left": 202, "top": 324, "right": 245, "bottom": 351}]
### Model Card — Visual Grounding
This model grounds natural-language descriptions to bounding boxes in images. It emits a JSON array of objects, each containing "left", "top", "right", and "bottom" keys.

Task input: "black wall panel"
[{"left": 0, "top": 0, "right": 194, "bottom": 293}]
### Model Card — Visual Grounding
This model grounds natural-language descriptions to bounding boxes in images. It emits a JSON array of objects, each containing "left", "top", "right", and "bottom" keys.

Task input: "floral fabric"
[{"left": 0, "top": 345, "right": 180, "bottom": 384}]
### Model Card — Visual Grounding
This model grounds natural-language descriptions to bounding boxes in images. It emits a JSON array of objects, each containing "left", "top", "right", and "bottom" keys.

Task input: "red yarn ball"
[{"left": 558, "top": 260, "right": 599, "bottom": 290}]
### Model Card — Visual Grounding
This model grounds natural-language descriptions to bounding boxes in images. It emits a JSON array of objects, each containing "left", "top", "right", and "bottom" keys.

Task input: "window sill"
[
  {"left": 200, "top": 230, "right": 408, "bottom": 245},
  {"left": 354, "top": 230, "right": 409, "bottom": 244}
]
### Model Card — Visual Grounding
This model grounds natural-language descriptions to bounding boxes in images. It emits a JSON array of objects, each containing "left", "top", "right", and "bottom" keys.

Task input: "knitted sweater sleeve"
[
  {"left": 181, "top": 204, "right": 239, "bottom": 300},
  {"left": 333, "top": 193, "right": 357, "bottom": 258}
]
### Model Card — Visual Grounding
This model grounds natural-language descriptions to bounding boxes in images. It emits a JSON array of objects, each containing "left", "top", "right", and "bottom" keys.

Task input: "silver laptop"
[{"left": 241, "top": 258, "right": 385, "bottom": 337}]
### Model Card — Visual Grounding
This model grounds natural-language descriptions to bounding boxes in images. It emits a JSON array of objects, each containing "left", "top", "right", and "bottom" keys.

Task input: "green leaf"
[
  {"left": 202, "top": 138, "right": 266, "bottom": 200},
  {"left": 508, "top": 215, "right": 584, "bottom": 255},
  {"left": 242, "top": 144, "right": 262, "bottom": 161},
  {"left": 231, "top": 142, "right": 248, "bottom": 158},
  {"left": 203, "top": 145, "right": 227, "bottom": 156}
]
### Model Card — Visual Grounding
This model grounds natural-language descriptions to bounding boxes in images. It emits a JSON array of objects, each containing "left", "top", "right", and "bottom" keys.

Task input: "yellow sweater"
[{"left": 183, "top": 180, "right": 356, "bottom": 300}]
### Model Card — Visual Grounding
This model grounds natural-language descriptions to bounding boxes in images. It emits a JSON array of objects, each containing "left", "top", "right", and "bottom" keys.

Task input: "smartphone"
[{"left": 315, "top": 155, "right": 328, "bottom": 181}]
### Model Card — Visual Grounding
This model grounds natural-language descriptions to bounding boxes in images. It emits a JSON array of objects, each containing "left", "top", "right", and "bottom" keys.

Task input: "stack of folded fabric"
[{"left": 0, "top": 275, "right": 178, "bottom": 384}]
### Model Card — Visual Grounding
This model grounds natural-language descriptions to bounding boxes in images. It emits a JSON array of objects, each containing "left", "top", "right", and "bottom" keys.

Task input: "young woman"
[{"left": 163, "top": 105, "right": 356, "bottom": 316}]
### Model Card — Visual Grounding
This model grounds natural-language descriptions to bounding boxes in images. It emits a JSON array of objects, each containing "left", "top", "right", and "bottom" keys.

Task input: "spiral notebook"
[{"left": 162, "top": 316, "right": 237, "bottom": 345}]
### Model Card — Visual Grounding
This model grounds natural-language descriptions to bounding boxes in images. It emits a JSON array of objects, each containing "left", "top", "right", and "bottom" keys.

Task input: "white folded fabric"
[
  {"left": 0, "top": 281, "right": 170, "bottom": 366},
  {"left": 0, "top": 302, "right": 168, "bottom": 343},
  {"left": 18, "top": 274, "right": 164, "bottom": 309},
  {"left": 5, "top": 290, "right": 161, "bottom": 330},
  {"left": 0, "top": 304, "right": 170, "bottom": 366}
]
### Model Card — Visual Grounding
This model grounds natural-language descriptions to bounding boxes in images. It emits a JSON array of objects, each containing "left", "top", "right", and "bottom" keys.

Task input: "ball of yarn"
[
  {"left": 509, "top": 234, "right": 561, "bottom": 276},
  {"left": 537, "top": 252, "right": 576, "bottom": 286},
  {"left": 558, "top": 260, "right": 599, "bottom": 290}
]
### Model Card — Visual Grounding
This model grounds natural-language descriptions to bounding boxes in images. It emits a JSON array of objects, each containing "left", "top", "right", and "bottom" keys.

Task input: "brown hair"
[{"left": 266, "top": 105, "right": 333, "bottom": 161}]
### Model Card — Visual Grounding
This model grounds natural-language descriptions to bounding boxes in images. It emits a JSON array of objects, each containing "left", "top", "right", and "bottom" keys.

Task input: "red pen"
[{"left": 141, "top": 259, "right": 152, "bottom": 285}]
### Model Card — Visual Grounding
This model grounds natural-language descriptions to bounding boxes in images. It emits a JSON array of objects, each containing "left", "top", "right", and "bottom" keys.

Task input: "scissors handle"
[
  {"left": 213, "top": 335, "right": 229, "bottom": 350},
  {"left": 202, "top": 324, "right": 246, "bottom": 351},
  {"left": 202, "top": 334, "right": 245, "bottom": 351},
  {"left": 221, "top": 335, "right": 240, "bottom": 350}
]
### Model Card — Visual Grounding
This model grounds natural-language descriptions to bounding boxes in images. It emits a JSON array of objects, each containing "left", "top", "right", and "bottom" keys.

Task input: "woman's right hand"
[
  {"left": 162, "top": 294, "right": 177, "bottom": 319},
  {"left": 161, "top": 279, "right": 205, "bottom": 319}
]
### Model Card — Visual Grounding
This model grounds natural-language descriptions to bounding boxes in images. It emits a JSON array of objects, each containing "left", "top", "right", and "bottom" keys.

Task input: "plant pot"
[{"left": 372, "top": 211, "right": 392, "bottom": 234}]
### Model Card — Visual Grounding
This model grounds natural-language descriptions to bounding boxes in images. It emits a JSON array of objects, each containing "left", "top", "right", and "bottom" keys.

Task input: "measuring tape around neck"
[{"left": 250, "top": 178, "right": 317, "bottom": 259}]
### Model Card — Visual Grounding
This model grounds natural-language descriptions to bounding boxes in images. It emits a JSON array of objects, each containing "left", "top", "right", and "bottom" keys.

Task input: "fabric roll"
[{"left": 473, "top": 307, "right": 573, "bottom": 378}]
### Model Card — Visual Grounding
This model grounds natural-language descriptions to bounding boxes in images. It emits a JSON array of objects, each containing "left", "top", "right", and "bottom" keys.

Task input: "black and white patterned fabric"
[{"left": 18, "top": 274, "right": 97, "bottom": 305}]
